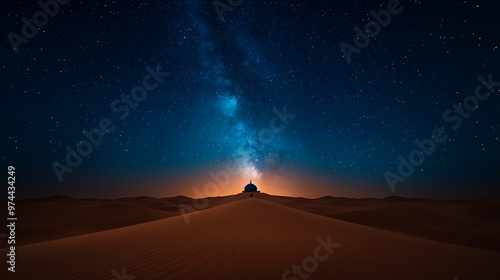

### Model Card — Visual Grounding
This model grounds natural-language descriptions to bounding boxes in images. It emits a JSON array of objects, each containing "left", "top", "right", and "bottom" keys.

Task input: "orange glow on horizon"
[
  {"left": 88, "top": 165, "right": 384, "bottom": 199},
  {"left": 134, "top": 166, "right": 382, "bottom": 199}
]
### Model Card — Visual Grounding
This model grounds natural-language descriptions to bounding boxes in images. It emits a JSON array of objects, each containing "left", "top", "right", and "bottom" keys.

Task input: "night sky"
[{"left": 2, "top": 0, "right": 500, "bottom": 199}]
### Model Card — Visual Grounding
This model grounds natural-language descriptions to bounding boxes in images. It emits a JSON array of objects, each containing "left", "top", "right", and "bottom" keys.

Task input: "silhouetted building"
[{"left": 242, "top": 180, "right": 260, "bottom": 193}]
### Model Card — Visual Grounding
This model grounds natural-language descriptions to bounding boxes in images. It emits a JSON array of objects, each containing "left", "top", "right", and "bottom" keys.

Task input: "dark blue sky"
[{"left": 2, "top": 0, "right": 500, "bottom": 198}]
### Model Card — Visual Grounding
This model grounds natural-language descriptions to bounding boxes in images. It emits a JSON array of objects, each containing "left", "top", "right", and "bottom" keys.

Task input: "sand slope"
[
  {"left": 5, "top": 194, "right": 241, "bottom": 246},
  {"left": 258, "top": 194, "right": 500, "bottom": 252},
  {"left": 5, "top": 194, "right": 500, "bottom": 280},
  {"left": 9, "top": 194, "right": 500, "bottom": 254}
]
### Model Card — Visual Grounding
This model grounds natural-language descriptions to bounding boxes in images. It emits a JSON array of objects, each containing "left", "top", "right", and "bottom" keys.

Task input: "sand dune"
[
  {"left": 6, "top": 193, "right": 500, "bottom": 255},
  {"left": 258, "top": 194, "right": 500, "bottom": 252},
  {"left": 5, "top": 194, "right": 241, "bottom": 246},
  {"left": 5, "top": 194, "right": 500, "bottom": 279},
  {"left": 5, "top": 195, "right": 177, "bottom": 246}
]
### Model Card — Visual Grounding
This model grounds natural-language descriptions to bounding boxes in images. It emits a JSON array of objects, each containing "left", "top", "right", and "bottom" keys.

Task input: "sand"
[
  {"left": 6, "top": 194, "right": 241, "bottom": 246},
  {"left": 3, "top": 193, "right": 500, "bottom": 279},
  {"left": 258, "top": 194, "right": 500, "bottom": 252}
]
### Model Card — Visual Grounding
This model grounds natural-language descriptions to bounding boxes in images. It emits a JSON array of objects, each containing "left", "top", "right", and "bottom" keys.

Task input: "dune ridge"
[
  {"left": 6, "top": 193, "right": 499, "bottom": 254},
  {"left": 3, "top": 195, "right": 500, "bottom": 279}
]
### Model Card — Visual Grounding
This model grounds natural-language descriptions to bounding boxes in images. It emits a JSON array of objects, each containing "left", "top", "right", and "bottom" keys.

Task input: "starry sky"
[{"left": 2, "top": 0, "right": 500, "bottom": 199}]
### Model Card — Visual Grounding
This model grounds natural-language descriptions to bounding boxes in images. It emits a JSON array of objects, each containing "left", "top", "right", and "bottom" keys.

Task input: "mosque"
[{"left": 242, "top": 180, "right": 260, "bottom": 194}]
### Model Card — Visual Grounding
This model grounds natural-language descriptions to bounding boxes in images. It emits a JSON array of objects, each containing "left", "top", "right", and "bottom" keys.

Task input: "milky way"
[{"left": 2, "top": 0, "right": 500, "bottom": 198}]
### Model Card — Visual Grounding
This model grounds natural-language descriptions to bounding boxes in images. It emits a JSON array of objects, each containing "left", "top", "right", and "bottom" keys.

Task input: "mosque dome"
[
  {"left": 242, "top": 180, "right": 260, "bottom": 193},
  {"left": 244, "top": 182, "right": 257, "bottom": 192}
]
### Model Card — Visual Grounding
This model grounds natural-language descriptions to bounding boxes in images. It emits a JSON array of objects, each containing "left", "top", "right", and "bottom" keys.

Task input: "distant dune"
[
  {"left": 4, "top": 194, "right": 239, "bottom": 246},
  {"left": 7, "top": 193, "right": 500, "bottom": 254},
  {"left": 258, "top": 194, "right": 500, "bottom": 253},
  {"left": 4, "top": 193, "right": 500, "bottom": 279}
]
